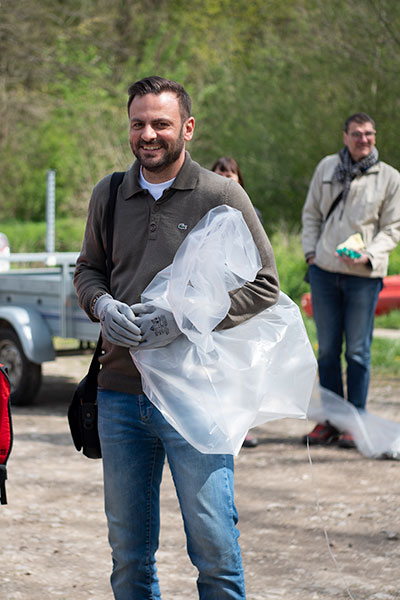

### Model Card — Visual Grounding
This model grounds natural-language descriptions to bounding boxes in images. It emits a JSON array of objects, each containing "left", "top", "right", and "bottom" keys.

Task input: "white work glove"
[
  {"left": 131, "top": 303, "right": 181, "bottom": 350},
  {"left": 94, "top": 294, "right": 142, "bottom": 348}
]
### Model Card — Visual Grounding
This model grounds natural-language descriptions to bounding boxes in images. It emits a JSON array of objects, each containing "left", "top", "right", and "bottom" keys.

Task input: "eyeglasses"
[{"left": 349, "top": 130, "right": 376, "bottom": 139}]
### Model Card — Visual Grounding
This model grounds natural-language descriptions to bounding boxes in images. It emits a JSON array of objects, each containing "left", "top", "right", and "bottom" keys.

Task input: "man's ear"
[{"left": 184, "top": 117, "right": 195, "bottom": 141}]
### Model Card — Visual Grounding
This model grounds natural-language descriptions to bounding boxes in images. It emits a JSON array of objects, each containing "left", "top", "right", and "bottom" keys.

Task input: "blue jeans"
[
  {"left": 97, "top": 389, "right": 246, "bottom": 600},
  {"left": 309, "top": 265, "right": 382, "bottom": 410}
]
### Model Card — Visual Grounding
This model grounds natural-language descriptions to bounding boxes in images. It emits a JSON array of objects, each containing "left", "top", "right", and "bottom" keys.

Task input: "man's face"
[
  {"left": 129, "top": 91, "right": 194, "bottom": 182},
  {"left": 343, "top": 120, "right": 376, "bottom": 162}
]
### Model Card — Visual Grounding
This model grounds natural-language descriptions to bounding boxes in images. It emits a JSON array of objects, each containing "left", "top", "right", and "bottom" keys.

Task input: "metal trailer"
[{"left": 0, "top": 253, "right": 100, "bottom": 405}]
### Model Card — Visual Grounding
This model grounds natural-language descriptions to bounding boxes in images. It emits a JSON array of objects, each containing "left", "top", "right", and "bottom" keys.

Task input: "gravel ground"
[{"left": 1, "top": 350, "right": 400, "bottom": 600}]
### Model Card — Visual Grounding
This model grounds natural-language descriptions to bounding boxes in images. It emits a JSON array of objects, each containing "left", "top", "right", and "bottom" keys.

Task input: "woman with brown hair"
[{"left": 211, "top": 157, "right": 263, "bottom": 225}]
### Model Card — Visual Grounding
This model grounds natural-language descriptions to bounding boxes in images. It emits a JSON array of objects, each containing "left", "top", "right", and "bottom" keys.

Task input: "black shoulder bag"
[
  {"left": 304, "top": 190, "right": 343, "bottom": 284},
  {"left": 68, "top": 171, "right": 125, "bottom": 459}
]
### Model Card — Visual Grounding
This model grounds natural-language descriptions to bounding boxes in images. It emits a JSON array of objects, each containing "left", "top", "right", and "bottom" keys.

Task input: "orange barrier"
[{"left": 301, "top": 274, "right": 400, "bottom": 317}]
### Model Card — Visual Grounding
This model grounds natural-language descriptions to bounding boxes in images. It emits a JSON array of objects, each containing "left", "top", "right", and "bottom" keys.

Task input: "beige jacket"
[{"left": 302, "top": 153, "right": 400, "bottom": 278}]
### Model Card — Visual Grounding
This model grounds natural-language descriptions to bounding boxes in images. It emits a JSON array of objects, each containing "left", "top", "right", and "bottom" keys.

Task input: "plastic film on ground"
[{"left": 308, "top": 385, "right": 400, "bottom": 459}]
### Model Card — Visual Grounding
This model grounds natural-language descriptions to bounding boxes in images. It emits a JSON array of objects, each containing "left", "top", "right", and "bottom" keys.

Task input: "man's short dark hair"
[
  {"left": 127, "top": 76, "right": 192, "bottom": 121},
  {"left": 344, "top": 112, "right": 375, "bottom": 132}
]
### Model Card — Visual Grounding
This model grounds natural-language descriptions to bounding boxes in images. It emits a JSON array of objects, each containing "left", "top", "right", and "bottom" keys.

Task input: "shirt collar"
[{"left": 120, "top": 152, "right": 199, "bottom": 201}]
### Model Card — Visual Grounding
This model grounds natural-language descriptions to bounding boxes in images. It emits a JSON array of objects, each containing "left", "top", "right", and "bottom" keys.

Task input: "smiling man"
[
  {"left": 128, "top": 89, "right": 194, "bottom": 179},
  {"left": 74, "top": 76, "right": 279, "bottom": 599},
  {"left": 302, "top": 112, "right": 400, "bottom": 447}
]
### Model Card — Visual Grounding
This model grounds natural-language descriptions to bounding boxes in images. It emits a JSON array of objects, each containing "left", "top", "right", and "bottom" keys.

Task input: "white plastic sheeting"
[
  {"left": 131, "top": 205, "right": 317, "bottom": 455},
  {"left": 308, "top": 386, "right": 400, "bottom": 459}
]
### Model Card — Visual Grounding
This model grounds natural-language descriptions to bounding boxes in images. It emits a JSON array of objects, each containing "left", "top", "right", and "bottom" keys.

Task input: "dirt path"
[{"left": 1, "top": 351, "right": 400, "bottom": 600}]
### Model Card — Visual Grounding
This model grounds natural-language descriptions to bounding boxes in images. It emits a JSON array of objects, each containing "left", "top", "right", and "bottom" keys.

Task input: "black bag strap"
[
  {"left": 324, "top": 190, "right": 343, "bottom": 223},
  {"left": 85, "top": 171, "right": 125, "bottom": 400},
  {"left": 106, "top": 172, "right": 125, "bottom": 285}
]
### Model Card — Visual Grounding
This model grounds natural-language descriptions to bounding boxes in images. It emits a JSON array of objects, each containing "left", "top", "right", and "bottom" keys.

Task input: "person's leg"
[
  {"left": 97, "top": 389, "right": 166, "bottom": 600},
  {"left": 308, "top": 265, "right": 344, "bottom": 397},
  {"left": 342, "top": 275, "right": 382, "bottom": 410},
  {"left": 149, "top": 400, "right": 246, "bottom": 600}
]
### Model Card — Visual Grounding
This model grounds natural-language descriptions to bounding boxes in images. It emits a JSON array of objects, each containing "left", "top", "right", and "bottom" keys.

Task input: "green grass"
[
  {"left": 374, "top": 309, "right": 400, "bottom": 329},
  {"left": 370, "top": 337, "right": 400, "bottom": 376}
]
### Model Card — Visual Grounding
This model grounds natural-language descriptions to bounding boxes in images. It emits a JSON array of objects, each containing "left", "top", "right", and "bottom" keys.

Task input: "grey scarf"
[{"left": 333, "top": 146, "right": 379, "bottom": 203}]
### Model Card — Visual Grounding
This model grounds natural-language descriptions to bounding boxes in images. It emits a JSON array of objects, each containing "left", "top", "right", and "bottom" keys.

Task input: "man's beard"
[{"left": 132, "top": 126, "right": 185, "bottom": 173}]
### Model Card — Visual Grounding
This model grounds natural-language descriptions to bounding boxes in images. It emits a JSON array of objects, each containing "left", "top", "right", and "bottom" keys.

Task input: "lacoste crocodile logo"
[{"left": 178, "top": 223, "right": 188, "bottom": 230}]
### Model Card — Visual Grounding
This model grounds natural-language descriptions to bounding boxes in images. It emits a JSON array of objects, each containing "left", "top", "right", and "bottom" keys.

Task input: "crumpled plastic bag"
[
  {"left": 131, "top": 205, "right": 317, "bottom": 455},
  {"left": 308, "top": 386, "right": 400, "bottom": 459}
]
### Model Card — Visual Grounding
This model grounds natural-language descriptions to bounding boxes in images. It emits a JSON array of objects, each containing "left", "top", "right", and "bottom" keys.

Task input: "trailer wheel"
[{"left": 0, "top": 326, "right": 42, "bottom": 405}]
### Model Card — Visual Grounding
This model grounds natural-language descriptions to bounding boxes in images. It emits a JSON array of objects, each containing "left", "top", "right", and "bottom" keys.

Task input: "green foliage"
[
  {"left": 270, "top": 228, "right": 309, "bottom": 303},
  {"left": 1, "top": 120, "right": 89, "bottom": 221},
  {"left": 2, "top": 0, "right": 400, "bottom": 226},
  {"left": 2, "top": 0, "right": 400, "bottom": 378},
  {"left": 0, "top": 221, "right": 47, "bottom": 253},
  {"left": 387, "top": 243, "right": 400, "bottom": 275},
  {"left": 1, "top": 218, "right": 85, "bottom": 253},
  {"left": 55, "top": 218, "right": 86, "bottom": 251},
  {"left": 302, "top": 315, "right": 317, "bottom": 352}
]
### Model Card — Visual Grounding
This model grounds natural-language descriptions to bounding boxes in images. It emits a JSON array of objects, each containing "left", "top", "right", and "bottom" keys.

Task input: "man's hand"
[
  {"left": 131, "top": 303, "right": 181, "bottom": 350},
  {"left": 94, "top": 294, "right": 142, "bottom": 347}
]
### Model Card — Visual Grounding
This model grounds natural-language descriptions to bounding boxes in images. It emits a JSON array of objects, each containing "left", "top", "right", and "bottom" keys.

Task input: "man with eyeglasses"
[{"left": 301, "top": 112, "right": 400, "bottom": 447}]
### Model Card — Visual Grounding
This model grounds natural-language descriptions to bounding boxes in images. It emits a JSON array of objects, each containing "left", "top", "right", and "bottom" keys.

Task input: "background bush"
[
  {"left": 1, "top": 219, "right": 85, "bottom": 253},
  {"left": 2, "top": 0, "right": 400, "bottom": 228},
  {"left": 2, "top": 0, "right": 400, "bottom": 380}
]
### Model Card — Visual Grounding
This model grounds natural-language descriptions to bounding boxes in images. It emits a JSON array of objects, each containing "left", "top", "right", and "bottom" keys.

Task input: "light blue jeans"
[
  {"left": 97, "top": 388, "right": 246, "bottom": 600},
  {"left": 309, "top": 264, "right": 382, "bottom": 410}
]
